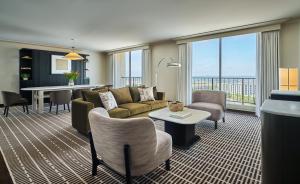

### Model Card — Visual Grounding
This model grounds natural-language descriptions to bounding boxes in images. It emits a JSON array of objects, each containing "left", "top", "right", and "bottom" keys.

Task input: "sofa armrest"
[
  {"left": 157, "top": 92, "right": 166, "bottom": 100},
  {"left": 71, "top": 98, "right": 94, "bottom": 135}
]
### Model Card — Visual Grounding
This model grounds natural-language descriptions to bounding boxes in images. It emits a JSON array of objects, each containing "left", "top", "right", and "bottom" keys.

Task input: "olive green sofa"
[{"left": 71, "top": 86, "right": 167, "bottom": 135}]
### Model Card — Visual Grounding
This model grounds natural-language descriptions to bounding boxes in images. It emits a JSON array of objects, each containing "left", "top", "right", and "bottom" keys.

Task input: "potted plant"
[
  {"left": 64, "top": 71, "right": 80, "bottom": 86},
  {"left": 21, "top": 73, "right": 30, "bottom": 81}
]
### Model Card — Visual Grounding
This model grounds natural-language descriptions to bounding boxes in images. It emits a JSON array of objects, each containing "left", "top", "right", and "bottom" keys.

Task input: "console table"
[
  {"left": 260, "top": 99, "right": 300, "bottom": 184},
  {"left": 21, "top": 84, "right": 104, "bottom": 113}
]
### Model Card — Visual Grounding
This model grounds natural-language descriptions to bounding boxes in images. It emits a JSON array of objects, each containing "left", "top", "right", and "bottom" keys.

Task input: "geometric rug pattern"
[{"left": 0, "top": 107, "right": 261, "bottom": 184}]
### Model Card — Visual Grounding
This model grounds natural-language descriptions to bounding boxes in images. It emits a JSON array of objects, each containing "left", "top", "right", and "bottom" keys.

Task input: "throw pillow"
[
  {"left": 153, "top": 86, "right": 158, "bottom": 100},
  {"left": 129, "top": 85, "right": 145, "bottom": 102},
  {"left": 99, "top": 91, "right": 118, "bottom": 110},
  {"left": 110, "top": 87, "right": 133, "bottom": 105},
  {"left": 82, "top": 90, "right": 104, "bottom": 107},
  {"left": 138, "top": 87, "right": 155, "bottom": 101}
]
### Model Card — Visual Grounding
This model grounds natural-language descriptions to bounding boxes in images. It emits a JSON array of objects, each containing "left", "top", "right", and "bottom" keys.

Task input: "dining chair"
[
  {"left": 1, "top": 91, "right": 29, "bottom": 117},
  {"left": 49, "top": 90, "right": 72, "bottom": 114}
]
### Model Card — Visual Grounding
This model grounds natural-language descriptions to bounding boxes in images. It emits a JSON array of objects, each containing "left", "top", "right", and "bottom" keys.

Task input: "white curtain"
[
  {"left": 177, "top": 43, "right": 192, "bottom": 105},
  {"left": 142, "top": 49, "right": 152, "bottom": 87},
  {"left": 112, "top": 53, "right": 127, "bottom": 88},
  {"left": 256, "top": 31, "right": 280, "bottom": 116},
  {"left": 107, "top": 54, "right": 114, "bottom": 86}
]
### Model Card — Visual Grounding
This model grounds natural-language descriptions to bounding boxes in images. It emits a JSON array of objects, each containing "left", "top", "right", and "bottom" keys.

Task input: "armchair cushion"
[
  {"left": 119, "top": 103, "right": 151, "bottom": 116},
  {"left": 187, "top": 102, "right": 224, "bottom": 121},
  {"left": 129, "top": 86, "right": 145, "bottom": 102}
]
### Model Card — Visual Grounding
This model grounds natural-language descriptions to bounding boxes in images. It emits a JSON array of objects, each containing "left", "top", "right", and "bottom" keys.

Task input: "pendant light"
[{"left": 64, "top": 39, "right": 84, "bottom": 60}]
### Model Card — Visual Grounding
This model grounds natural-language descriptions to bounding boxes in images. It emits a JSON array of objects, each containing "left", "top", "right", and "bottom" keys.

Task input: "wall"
[
  {"left": 280, "top": 19, "right": 300, "bottom": 86},
  {"left": 0, "top": 41, "right": 107, "bottom": 104},
  {"left": 151, "top": 41, "right": 178, "bottom": 101}
]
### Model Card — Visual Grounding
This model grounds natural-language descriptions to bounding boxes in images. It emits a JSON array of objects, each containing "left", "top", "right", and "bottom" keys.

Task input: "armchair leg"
[
  {"left": 67, "top": 104, "right": 70, "bottom": 112},
  {"left": 3, "top": 107, "right": 7, "bottom": 115},
  {"left": 124, "top": 145, "right": 132, "bottom": 184},
  {"left": 214, "top": 121, "right": 218, "bottom": 129},
  {"left": 49, "top": 102, "right": 52, "bottom": 112},
  {"left": 5, "top": 107, "right": 9, "bottom": 117},
  {"left": 89, "top": 131, "right": 100, "bottom": 176},
  {"left": 26, "top": 105, "right": 29, "bottom": 114},
  {"left": 56, "top": 105, "right": 58, "bottom": 115},
  {"left": 165, "top": 159, "right": 171, "bottom": 171},
  {"left": 222, "top": 117, "right": 225, "bottom": 123},
  {"left": 64, "top": 104, "right": 66, "bottom": 110},
  {"left": 22, "top": 105, "right": 25, "bottom": 112}
]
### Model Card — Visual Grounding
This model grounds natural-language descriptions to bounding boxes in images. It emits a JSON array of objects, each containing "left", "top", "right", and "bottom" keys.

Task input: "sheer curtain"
[
  {"left": 112, "top": 52, "right": 127, "bottom": 88},
  {"left": 256, "top": 31, "right": 280, "bottom": 116},
  {"left": 142, "top": 49, "right": 152, "bottom": 87},
  {"left": 177, "top": 43, "right": 192, "bottom": 105}
]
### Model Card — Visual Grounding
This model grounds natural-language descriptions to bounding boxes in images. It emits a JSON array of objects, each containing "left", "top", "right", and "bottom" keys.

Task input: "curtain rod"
[{"left": 174, "top": 18, "right": 288, "bottom": 41}]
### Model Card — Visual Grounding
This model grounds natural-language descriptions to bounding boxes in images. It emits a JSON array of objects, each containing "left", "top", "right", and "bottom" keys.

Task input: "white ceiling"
[{"left": 0, "top": 0, "right": 300, "bottom": 51}]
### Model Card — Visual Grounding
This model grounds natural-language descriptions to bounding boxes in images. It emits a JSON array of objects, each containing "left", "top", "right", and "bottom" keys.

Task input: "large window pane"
[
  {"left": 192, "top": 39, "right": 220, "bottom": 91},
  {"left": 130, "top": 50, "right": 142, "bottom": 86},
  {"left": 221, "top": 33, "right": 256, "bottom": 104}
]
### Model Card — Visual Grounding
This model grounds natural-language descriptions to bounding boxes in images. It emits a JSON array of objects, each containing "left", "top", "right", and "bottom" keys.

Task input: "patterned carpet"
[{"left": 0, "top": 106, "right": 261, "bottom": 184}]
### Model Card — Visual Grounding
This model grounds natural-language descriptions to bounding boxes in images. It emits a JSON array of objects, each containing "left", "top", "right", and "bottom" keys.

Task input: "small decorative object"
[
  {"left": 64, "top": 71, "right": 80, "bottom": 86},
  {"left": 169, "top": 101, "right": 184, "bottom": 112},
  {"left": 21, "top": 73, "right": 30, "bottom": 80},
  {"left": 51, "top": 55, "right": 71, "bottom": 74}
]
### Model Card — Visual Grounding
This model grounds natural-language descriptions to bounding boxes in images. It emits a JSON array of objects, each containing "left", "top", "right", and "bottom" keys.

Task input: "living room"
[{"left": 0, "top": 0, "right": 300, "bottom": 184}]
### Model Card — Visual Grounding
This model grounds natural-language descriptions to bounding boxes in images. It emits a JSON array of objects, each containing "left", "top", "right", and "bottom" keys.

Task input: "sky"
[
  {"left": 192, "top": 33, "right": 257, "bottom": 77},
  {"left": 125, "top": 50, "right": 142, "bottom": 77}
]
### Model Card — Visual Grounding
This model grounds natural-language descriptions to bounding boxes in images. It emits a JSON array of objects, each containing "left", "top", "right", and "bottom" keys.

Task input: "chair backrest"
[
  {"left": 192, "top": 90, "right": 226, "bottom": 110},
  {"left": 50, "top": 90, "right": 72, "bottom": 104},
  {"left": 88, "top": 108, "right": 157, "bottom": 175},
  {"left": 1, "top": 91, "right": 21, "bottom": 106}
]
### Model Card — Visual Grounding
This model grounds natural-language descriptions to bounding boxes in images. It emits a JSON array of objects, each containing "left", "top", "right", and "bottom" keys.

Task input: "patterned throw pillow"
[
  {"left": 138, "top": 87, "right": 155, "bottom": 101},
  {"left": 99, "top": 91, "right": 118, "bottom": 110}
]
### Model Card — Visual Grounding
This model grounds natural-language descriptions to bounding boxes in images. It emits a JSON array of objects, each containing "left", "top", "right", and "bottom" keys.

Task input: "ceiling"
[{"left": 0, "top": 0, "right": 300, "bottom": 51}]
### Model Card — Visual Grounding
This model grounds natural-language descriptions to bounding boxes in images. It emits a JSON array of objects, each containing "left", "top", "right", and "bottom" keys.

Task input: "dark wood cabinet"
[{"left": 19, "top": 48, "right": 89, "bottom": 102}]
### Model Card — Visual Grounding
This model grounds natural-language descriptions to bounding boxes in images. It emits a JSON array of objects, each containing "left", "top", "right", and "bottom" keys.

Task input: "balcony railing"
[
  {"left": 120, "top": 76, "right": 256, "bottom": 105},
  {"left": 121, "top": 77, "right": 142, "bottom": 87},
  {"left": 192, "top": 77, "right": 256, "bottom": 105}
]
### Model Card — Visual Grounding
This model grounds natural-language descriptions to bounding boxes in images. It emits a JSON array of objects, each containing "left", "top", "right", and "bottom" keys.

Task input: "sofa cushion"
[
  {"left": 92, "top": 86, "right": 110, "bottom": 93},
  {"left": 81, "top": 90, "right": 103, "bottom": 108},
  {"left": 110, "top": 87, "right": 133, "bottom": 105},
  {"left": 108, "top": 108, "right": 130, "bottom": 118},
  {"left": 153, "top": 86, "right": 158, "bottom": 100},
  {"left": 119, "top": 103, "right": 151, "bottom": 116},
  {"left": 187, "top": 102, "right": 223, "bottom": 121},
  {"left": 129, "top": 86, "right": 145, "bottom": 102},
  {"left": 140, "top": 100, "right": 168, "bottom": 110}
]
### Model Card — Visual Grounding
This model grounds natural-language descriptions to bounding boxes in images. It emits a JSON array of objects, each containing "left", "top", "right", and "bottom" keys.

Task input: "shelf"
[
  {"left": 20, "top": 67, "right": 32, "bottom": 70},
  {"left": 21, "top": 56, "right": 32, "bottom": 59}
]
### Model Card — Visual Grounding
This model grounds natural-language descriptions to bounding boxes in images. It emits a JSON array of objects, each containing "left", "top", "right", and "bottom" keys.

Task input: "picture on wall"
[{"left": 51, "top": 55, "right": 71, "bottom": 74}]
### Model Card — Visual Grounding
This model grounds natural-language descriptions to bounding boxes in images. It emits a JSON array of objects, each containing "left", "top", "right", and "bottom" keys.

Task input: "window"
[
  {"left": 115, "top": 50, "right": 142, "bottom": 87},
  {"left": 192, "top": 33, "right": 257, "bottom": 105}
]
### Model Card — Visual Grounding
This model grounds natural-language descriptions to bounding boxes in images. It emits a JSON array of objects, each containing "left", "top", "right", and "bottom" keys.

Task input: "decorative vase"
[
  {"left": 169, "top": 101, "right": 184, "bottom": 112},
  {"left": 68, "top": 79, "right": 74, "bottom": 86}
]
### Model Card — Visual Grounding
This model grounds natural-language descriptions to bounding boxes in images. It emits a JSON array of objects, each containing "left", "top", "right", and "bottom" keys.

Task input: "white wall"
[
  {"left": 151, "top": 41, "right": 178, "bottom": 101},
  {"left": 0, "top": 41, "right": 107, "bottom": 104},
  {"left": 280, "top": 19, "right": 300, "bottom": 86}
]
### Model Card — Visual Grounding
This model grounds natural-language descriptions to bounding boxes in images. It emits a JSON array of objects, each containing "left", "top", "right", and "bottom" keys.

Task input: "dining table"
[{"left": 21, "top": 84, "right": 104, "bottom": 113}]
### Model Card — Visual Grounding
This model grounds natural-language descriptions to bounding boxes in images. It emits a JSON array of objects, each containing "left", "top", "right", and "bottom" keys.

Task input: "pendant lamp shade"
[{"left": 64, "top": 46, "right": 84, "bottom": 60}]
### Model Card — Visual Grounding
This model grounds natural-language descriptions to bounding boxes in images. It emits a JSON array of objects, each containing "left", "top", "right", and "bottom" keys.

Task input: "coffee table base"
[{"left": 165, "top": 121, "right": 200, "bottom": 149}]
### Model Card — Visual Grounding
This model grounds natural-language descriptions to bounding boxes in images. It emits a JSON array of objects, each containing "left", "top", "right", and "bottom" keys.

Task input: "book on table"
[{"left": 169, "top": 111, "right": 192, "bottom": 119}]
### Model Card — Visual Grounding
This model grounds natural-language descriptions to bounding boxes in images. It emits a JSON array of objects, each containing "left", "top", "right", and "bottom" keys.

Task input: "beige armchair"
[
  {"left": 187, "top": 90, "right": 226, "bottom": 129},
  {"left": 88, "top": 108, "right": 172, "bottom": 184}
]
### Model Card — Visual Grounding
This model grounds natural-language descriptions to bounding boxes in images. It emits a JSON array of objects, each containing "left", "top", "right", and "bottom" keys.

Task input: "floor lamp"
[{"left": 155, "top": 57, "right": 181, "bottom": 86}]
